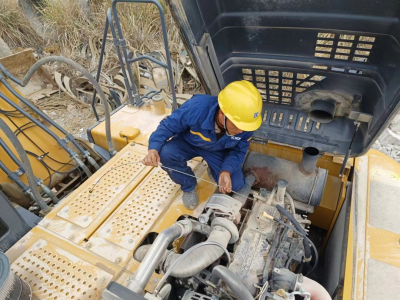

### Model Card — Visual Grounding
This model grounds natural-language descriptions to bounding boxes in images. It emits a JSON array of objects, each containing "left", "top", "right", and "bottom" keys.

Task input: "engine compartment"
[{"left": 119, "top": 147, "right": 339, "bottom": 300}]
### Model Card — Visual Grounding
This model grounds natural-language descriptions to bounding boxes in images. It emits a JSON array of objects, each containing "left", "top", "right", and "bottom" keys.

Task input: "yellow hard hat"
[{"left": 218, "top": 80, "right": 263, "bottom": 131}]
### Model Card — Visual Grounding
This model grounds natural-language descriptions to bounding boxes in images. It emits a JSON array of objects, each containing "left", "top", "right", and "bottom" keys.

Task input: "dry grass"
[
  {"left": 0, "top": 0, "right": 42, "bottom": 49},
  {"left": 36, "top": 0, "right": 181, "bottom": 70}
]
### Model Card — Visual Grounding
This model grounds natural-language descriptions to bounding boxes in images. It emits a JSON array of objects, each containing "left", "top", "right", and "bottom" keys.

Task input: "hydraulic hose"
[
  {"left": 16, "top": 56, "right": 115, "bottom": 156},
  {"left": 0, "top": 137, "right": 59, "bottom": 203},
  {"left": 0, "top": 90, "right": 92, "bottom": 177},
  {"left": 210, "top": 266, "right": 253, "bottom": 300},
  {"left": 0, "top": 118, "right": 49, "bottom": 212},
  {"left": 276, "top": 205, "right": 312, "bottom": 271},
  {"left": 0, "top": 75, "right": 102, "bottom": 170}
]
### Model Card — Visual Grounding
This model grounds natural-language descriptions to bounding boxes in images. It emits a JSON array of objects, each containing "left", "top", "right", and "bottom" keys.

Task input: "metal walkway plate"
[
  {"left": 10, "top": 237, "right": 113, "bottom": 300},
  {"left": 40, "top": 144, "right": 153, "bottom": 244}
]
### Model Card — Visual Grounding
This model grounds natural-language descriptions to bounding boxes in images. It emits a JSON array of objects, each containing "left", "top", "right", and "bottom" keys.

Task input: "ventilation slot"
[
  {"left": 241, "top": 69, "right": 326, "bottom": 105},
  {"left": 314, "top": 32, "right": 375, "bottom": 64},
  {"left": 270, "top": 111, "right": 285, "bottom": 128}
]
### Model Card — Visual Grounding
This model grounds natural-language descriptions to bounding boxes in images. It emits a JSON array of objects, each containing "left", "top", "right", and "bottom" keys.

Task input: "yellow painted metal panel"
[
  {"left": 86, "top": 159, "right": 206, "bottom": 266},
  {"left": 6, "top": 227, "right": 131, "bottom": 300},
  {"left": 40, "top": 144, "right": 153, "bottom": 244},
  {"left": 90, "top": 105, "right": 171, "bottom": 151}
]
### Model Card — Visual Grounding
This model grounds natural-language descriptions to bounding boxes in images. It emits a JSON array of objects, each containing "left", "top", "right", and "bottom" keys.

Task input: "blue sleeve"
[
  {"left": 221, "top": 133, "right": 253, "bottom": 174},
  {"left": 148, "top": 101, "right": 194, "bottom": 152}
]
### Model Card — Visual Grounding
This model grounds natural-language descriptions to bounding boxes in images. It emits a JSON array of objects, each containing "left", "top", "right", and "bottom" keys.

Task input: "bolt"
[
  {"left": 83, "top": 217, "right": 88, "bottom": 222},
  {"left": 128, "top": 239, "right": 133, "bottom": 244},
  {"left": 85, "top": 243, "right": 91, "bottom": 249},
  {"left": 69, "top": 235, "right": 74, "bottom": 240},
  {"left": 101, "top": 277, "right": 106, "bottom": 282},
  {"left": 153, "top": 278, "right": 159, "bottom": 283},
  {"left": 116, "top": 258, "right": 121, "bottom": 263},
  {"left": 131, "top": 143, "right": 135, "bottom": 146},
  {"left": 106, "top": 229, "right": 111, "bottom": 233},
  {"left": 64, "top": 208, "right": 69, "bottom": 213},
  {"left": 126, "top": 277, "right": 130, "bottom": 281},
  {"left": 43, "top": 223, "right": 49, "bottom": 228}
]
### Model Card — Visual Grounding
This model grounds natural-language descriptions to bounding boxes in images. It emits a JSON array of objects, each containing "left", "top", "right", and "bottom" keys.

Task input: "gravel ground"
[{"left": 372, "top": 113, "right": 400, "bottom": 164}]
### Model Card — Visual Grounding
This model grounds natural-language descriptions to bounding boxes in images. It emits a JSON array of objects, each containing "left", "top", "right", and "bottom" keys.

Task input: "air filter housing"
[{"left": 0, "top": 252, "right": 31, "bottom": 300}]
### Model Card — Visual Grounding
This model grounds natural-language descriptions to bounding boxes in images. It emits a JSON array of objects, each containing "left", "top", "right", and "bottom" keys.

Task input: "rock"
[{"left": 378, "top": 128, "right": 400, "bottom": 145}]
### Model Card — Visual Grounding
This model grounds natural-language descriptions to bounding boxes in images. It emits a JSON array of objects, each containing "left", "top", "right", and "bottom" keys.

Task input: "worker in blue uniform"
[{"left": 142, "top": 80, "right": 263, "bottom": 209}]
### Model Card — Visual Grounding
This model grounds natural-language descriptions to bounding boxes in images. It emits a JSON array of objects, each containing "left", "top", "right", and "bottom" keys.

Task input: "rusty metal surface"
[
  {"left": 243, "top": 151, "right": 328, "bottom": 206},
  {"left": 10, "top": 237, "right": 113, "bottom": 300}
]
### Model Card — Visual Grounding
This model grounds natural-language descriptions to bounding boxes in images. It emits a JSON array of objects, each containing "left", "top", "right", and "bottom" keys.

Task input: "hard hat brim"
[{"left": 225, "top": 111, "right": 262, "bottom": 132}]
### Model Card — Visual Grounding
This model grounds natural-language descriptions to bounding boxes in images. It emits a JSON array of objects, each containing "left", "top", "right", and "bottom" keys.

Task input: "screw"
[
  {"left": 126, "top": 277, "right": 130, "bottom": 281},
  {"left": 101, "top": 277, "right": 106, "bottom": 282},
  {"left": 85, "top": 243, "right": 91, "bottom": 249},
  {"left": 64, "top": 209, "right": 69, "bottom": 212},
  {"left": 153, "top": 278, "right": 159, "bottom": 283},
  {"left": 83, "top": 217, "right": 88, "bottom": 222},
  {"left": 131, "top": 143, "right": 135, "bottom": 146},
  {"left": 43, "top": 223, "right": 49, "bottom": 228},
  {"left": 128, "top": 239, "right": 133, "bottom": 244},
  {"left": 116, "top": 258, "right": 121, "bottom": 263},
  {"left": 106, "top": 229, "right": 111, "bottom": 233},
  {"left": 69, "top": 235, "right": 74, "bottom": 240}
]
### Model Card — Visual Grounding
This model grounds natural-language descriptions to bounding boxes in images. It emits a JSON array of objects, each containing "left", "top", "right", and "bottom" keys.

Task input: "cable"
[{"left": 271, "top": 217, "right": 319, "bottom": 276}]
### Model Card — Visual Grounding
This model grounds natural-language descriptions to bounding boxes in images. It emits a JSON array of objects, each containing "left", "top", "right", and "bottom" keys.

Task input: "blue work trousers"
[{"left": 159, "top": 138, "right": 246, "bottom": 192}]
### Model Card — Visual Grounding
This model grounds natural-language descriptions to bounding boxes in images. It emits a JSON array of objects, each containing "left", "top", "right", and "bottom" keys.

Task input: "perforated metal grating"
[
  {"left": 10, "top": 238, "right": 112, "bottom": 300},
  {"left": 57, "top": 151, "right": 146, "bottom": 228},
  {"left": 242, "top": 69, "right": 325, "bottom": 105},
  {"left": 98, "top": 166, "right": 183, "bottom": 250},
  {"left": 313, "top": 32, "right": 375, "bottom": 74}
]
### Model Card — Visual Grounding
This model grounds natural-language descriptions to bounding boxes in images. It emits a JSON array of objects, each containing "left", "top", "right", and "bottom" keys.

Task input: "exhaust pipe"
[
  {"left": 309, "top": 99, "right": 336, "bottom": 124},
  {"left": 300, "top": 147, "right": 320, "bottom": 175}
]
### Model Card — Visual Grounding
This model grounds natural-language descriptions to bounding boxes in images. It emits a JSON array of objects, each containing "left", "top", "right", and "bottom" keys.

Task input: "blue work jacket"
[{"left": 148, "top": 94, "right": 253, "bottom": 175}]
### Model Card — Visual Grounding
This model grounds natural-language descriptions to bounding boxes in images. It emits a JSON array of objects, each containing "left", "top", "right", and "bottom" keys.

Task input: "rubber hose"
[
  {"left": 166, "top": 225, "right": 231, "bottom": 278},
  {"left": 0, "top": 118, "right": 49, "bottom": 212},
  {"left": 276, "top": 205, "right": 311, "bottom": 266},
  {"left": 20, "top": 56, "right": 115, "bottom": 156},
  {"left": 210, "top": 265, "right": 253, "bottom": 300}
]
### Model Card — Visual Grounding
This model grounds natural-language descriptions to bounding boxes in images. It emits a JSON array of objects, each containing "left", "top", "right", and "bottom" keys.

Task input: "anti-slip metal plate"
[
  {"left": 98, "top": 160, "right": 199, "bottom": 251},
  {"left": 11, "top": 238, "right": 113, "bottom": 300},
  {"left": 57, "top": 151, "right": 146, "bottom": 228}
]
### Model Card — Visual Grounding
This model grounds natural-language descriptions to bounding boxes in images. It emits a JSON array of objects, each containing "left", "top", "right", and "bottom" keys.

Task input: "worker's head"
[{"left": 218, "top": 80, "right": 263, "bottom": 134}]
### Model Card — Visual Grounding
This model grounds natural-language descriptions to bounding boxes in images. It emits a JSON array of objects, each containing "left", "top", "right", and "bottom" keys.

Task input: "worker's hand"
[
  {"left": 219, "top": 171, "right": 232, "bottom": 194},
  {"left": 142, "top": 149, "right": 161, "bottom": 167}
]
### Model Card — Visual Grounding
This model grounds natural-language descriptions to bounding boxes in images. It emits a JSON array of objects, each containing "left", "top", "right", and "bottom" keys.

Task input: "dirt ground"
[{"left": 32, "top": 93, "right": 98, "bottom": 139}]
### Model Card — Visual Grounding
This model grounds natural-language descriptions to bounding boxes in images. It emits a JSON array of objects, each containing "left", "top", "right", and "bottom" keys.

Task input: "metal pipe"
[
  {"left": 112, "top": 0, "right": 178, "bottom": 110},
  {"left": 0, "top": 118, "right": 49, "bottom": 212},
  {"left": 127, "top": 219, "right": 193, "bottom": 295},
  {"left": 17, "top": 55, "right": 115, "bottom": 157},
  {"left": 285, "top": 191, "right": 297, "bottom": 219},
  {"left": 210, "top": 266, "right": 253, "bottom": 300},
  {"left": 127, "top": 55, "right": 168, "bottom": 68},
  {"left": 276, "top": 179, "right": 288, "bottom": 206},
  {"left": 0, "top": 138, "right": 59, "bottom": 204},
  {"left": 154, "top": 240, "right": 231, "bottom": 295},
  {"left": 300, "top": 147, "right": 320, "bottom": 175},
  {"left": 91, "top": 15, "right": 110, "bottom": 120},
  {"left": 302, "top": 277, "right": 332, "bottom": 300},
  {"left": 309, "top": 99, "right": 336, "bottom": 124}
]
